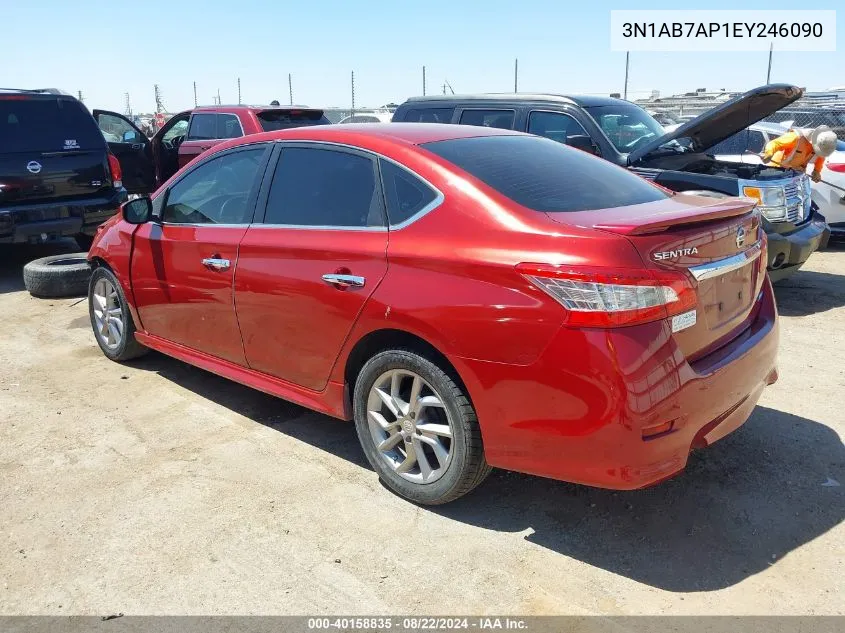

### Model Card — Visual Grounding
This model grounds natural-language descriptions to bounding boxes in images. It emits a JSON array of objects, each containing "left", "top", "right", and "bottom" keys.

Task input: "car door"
[
  {"left": 93, "top": 109, "right": 156, "bottom": 194},
  {"left": 234, "top": 143, "right": 389, "bottom": 391},
  {"left": 130, "top": 144, "right": 272, "bottom": 365},
  {"left": 151, "top": 111, "right": 190, "bottom": 186},
  {"left": 178, "top": 112, "right": 218, "bottom": 169}
]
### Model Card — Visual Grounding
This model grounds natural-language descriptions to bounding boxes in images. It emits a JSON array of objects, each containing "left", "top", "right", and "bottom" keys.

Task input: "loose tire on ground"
[
  {"left": 22, "top": 253, "right": 92, "bottom": 298},
  {"left": 88, "top": 266, "right": 148, "bottom": 362},
  {"left": 353, "top": 349, "right": 491, "bottom": 505}
]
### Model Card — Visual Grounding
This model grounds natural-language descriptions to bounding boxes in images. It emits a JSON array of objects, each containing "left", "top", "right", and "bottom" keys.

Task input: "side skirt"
[{"left": 134, "top": 332, "right": 350, "bottom": 420}]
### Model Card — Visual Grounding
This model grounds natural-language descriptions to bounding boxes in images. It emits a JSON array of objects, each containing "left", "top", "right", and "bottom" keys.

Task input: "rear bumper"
[
  {"left": 453, "top": 279, "right": 779, "bottom": 490},
  {"left": 0, "top": 189, "right": 126, "bottom": 244},
  {"left": 766, "top": 215, "right": 830, "bottom": 282}
]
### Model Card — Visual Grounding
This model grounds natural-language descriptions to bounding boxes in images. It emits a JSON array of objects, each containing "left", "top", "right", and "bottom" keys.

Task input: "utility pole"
[
  {"left": 351, "top": 70, "right": 356, "bottom": 114},
  {"left": 422, "top": 66, "right": 426, "bottom": 96},
  {"left": 193, "top": 81, "right": 198, "bottom": 107},
  {"left": 766, "top": 42, "right": 773, "bottom": 83},
  {"left": 623, "top": 51, "right": 630, "bottom": 100},
  {"left": 216, "top": 89, "right": 221, "bottom": 105},
  {"left": 514, "top": 58, "right": 518, "bottom": 93},
  {"left": 237, "top": 77, "right": 242, "bottom": 105},
  {"left": 154, "top": 84, "right": 164, "bottom": 113},
  {"left": 124, "top": 93, "right": 132, "bottom": 117},
  {"left": 77, "top": 90, "right": 83, "bottom": 103},
  {"left": 288, "top": 73, "right": 293, "bottom": 105}
]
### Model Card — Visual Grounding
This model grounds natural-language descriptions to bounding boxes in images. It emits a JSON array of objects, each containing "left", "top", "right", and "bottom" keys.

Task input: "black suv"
[
  {"left": 393, "top": 84, "right": 831, "bottom": 281},
  {"left": 0, "top": 89, "right": 127, "bottom": 249}
]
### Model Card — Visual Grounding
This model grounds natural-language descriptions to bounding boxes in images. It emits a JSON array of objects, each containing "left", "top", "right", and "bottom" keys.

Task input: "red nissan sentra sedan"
[{"left": 87, "top": 123, "right": 779, "bottom": 505}]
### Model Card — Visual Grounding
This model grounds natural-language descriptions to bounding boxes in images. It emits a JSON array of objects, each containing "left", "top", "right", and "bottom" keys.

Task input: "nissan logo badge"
[
  {"left": 26, "top": 161, "right": 42, "bottom": 174},
  {"left": 736, "top": 226, "right": 746, "bottom": 248}
]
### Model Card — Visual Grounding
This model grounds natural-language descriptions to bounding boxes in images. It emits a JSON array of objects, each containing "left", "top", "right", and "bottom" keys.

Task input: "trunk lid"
[
  {"left": 0, "top": 94, "right": 111, "bottom": 206},
  {"left": 627, "top": 83, "right": 803, "bottom": 166},
  {"left": 556, "top": 195, "right": 765, "bottom": 359}
]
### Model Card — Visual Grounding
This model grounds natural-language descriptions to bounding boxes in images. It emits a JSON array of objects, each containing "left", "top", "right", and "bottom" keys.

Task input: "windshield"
[{"left": 584, "top": 104, "right": 667, "bottom": 154}]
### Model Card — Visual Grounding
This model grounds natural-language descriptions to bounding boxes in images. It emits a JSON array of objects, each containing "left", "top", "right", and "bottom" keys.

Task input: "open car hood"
[{"left": 627, "top": 83, "right": 803, "bottom": 165}]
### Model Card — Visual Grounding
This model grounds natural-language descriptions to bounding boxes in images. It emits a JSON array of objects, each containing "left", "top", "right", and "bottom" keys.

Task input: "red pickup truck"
[{"left": 92, "top": 105, "right": 330, "bottom": 194}]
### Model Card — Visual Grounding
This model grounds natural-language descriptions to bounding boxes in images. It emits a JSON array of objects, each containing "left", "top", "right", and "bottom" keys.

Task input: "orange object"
[{"left": 762, "top": 129, "right": 825, "bottom": 175}]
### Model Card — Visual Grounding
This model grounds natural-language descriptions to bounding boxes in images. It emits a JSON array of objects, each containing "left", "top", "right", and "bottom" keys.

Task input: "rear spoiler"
[{"left": 592, "top": 196, "right": 758, "bottom": 236}]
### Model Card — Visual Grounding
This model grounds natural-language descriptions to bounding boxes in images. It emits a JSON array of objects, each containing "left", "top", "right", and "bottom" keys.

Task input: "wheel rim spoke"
[
  {"left": 415, "top": 422, "right": 452, "bottom": 438},
  {"left": 413, "top": 437, "right": 433, "bottom": 480},
  {"left": 374, "top": 387, "right": 399, "bottom": 417},
  {"left": 395, "top": 442, "right": 417, "bottom": 474},
  {"left": 377, "top": 432, "right": 404, "bottom": 453}
]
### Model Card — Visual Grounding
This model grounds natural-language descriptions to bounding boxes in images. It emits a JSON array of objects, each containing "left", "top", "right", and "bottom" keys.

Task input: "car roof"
[
  {"left": 208, "top": 122, "right": 524, "bottom": 154},
  {"left": 403, "top": 93, "right": 629, "bottom": 108}
]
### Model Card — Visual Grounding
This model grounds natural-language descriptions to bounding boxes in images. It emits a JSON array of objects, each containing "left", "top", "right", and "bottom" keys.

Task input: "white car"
[
  {"left": 687, "top": 121, "right": 845, "bottom": 236},
  {"left": 338, "top": 112, "right": 393, "bottom": 124}
]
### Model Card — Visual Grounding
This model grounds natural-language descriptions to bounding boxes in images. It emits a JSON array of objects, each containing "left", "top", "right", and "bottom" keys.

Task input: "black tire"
[
  {"left": 88, "top": 266, "right": 148, "bottom": 362},
  {"left": 353, "top": 349, "right": 491, "bottom": 505},
  {"left": 22, "top": 253, "right": 92, "bottom": 298}
]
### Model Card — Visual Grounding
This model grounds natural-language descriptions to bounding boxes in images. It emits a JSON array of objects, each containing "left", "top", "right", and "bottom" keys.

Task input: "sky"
[{"left": 1, "top": 0, "right": 842, "bottom": 114}]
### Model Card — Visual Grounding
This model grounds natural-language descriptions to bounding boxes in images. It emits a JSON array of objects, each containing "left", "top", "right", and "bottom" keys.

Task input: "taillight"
[
  {"left": 107, "top": 154, "right": 122, "bottom": 188},
  {"left": 517, "top": 264, "right": 696, "bottom": 328},
  {"left": 826, "top": 162, "right": 845, "bottom": 173}
]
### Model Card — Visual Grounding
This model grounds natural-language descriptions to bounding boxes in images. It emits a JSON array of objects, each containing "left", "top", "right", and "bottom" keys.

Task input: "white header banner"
[{"left": 610, "top": 10, "right": 837, "bottom": 52}]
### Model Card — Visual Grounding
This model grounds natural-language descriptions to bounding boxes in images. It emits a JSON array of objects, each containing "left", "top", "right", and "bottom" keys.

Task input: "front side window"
[
  {"left": 459, "top": 109, "right": 515, "bottom": 129},
  {"left": 162, "top": 119, "right": 188, "bottom": 142},
  {"left": 162, "top": 148, "right": 266, "bottom": 224},
  {"left": 528, "top": 111, "right": 589, "bottom": 145},
  {"left": 98, "top": 112, "right": 143, "bottom": 144},
  {"left": 379, "top": 160, "right": 438, "bottom": 226},
  {"left": 584, "top": 104, "right": 665, "bottom": 153},
  {"left": 186, "top": 113, "right": 217, "bottom": 141},
  {"left": 423, "top": 135, "right": 667, "bottom": 213},
  {"left": 217, "top": 114, "right": 243, "bottom": 139},
  {"left": 264, "top": 147, "right": 383, "bottom": 227}
]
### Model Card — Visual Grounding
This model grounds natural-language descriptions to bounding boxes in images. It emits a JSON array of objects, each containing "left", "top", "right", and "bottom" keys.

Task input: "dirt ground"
[{"left": 0, "top": 239, "right": 843, "bottom": 616}]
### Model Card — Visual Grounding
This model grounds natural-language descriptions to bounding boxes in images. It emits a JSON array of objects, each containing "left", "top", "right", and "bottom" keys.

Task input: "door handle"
[
  {"left": 322, "top": 273, "right": 365, "bottom": 288},
  {"left": 202, "top": 257, "right": 230, "bottom": 271},
  {"left": 131, "top": 143, "right": 143, "bottom": 150}
]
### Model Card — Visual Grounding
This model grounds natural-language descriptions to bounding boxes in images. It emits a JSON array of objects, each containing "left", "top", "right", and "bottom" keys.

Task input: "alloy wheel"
[
  {"left": 366, "top": 369, "right": 454, "bottom": 484},
  {"left": 92, "top": 277, "right": 124, "bottom": 350}
]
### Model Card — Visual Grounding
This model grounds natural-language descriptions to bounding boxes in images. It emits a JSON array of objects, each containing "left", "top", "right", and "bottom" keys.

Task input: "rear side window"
[
  {"left": 0, "top": 97, "right": 103, "bottom": 152},
  {"left": 264, "top": 147, "right": 384, "bottom": 227},
  {"left": 423, "top": 135, "right": 667, "bottom": 213},
  {"left": 187, "top": 113, "right": 217, "bottom": 140},
  {"left": 401, "top": 108, "right": 454, "bottom": 123},
  {"left": 257, "top": 109, "right": 330, "bottom": 131},
  {"left": 217, "top": 114, "right": 243, "bottom": 139},
  {"left": 379, "top": 160, "right": 438, "bottom": 226},
  {"left": 459, "top": 109, "right": 515, "bottom": 129}
]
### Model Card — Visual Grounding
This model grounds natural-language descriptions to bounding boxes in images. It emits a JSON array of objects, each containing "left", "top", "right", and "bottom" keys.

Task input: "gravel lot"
[{"left": 0, "top": 240, "right": 843, "bottom": 615}]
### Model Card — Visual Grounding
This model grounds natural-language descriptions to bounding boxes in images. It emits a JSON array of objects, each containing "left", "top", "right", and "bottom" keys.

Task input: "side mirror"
[
  {"left": 122, "top": 197, "right": 153, "bottom": 224},
  {"left": 123, "top": 130, "right": 137, "bottom": 143},
  {"left": 567, "top": 134, "right": 600, "bottom": 156}
]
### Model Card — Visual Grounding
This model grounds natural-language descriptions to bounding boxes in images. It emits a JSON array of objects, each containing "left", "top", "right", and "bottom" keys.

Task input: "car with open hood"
[{"left": 392, "top": 84, "right": 830, "bottom": 281}]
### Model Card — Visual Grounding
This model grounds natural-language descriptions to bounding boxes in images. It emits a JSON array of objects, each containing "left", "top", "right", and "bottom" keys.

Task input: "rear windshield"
[
  {"left": 257, "top": 109, "right": 330, "bottom": 131},
  {"left": 0, "top": 96, "right": 104, "bottom": 152},
  {"left": 422, "top": 135, "right": 667, "bottom": 213}
]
